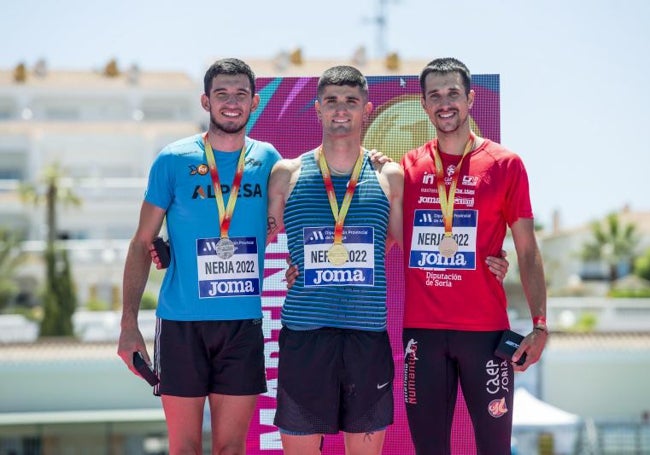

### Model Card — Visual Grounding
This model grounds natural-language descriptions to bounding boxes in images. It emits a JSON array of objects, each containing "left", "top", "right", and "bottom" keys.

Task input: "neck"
[
  {"left": 206, "top": 128, "right": 246, "bottom": 152},
  {"left": 436, "top": 128, "right": 476, "bottom": 156},
  {"left": 320, "top": 137, "right": 362, "bottom": 174}
]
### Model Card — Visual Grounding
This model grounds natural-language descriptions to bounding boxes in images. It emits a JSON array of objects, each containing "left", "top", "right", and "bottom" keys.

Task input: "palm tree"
[
  {"left": 0, "top": 227, "right": 26, "bottom": 312},
  {"left": 581, "top": 213, "right": 640, "bottom": 282},
  {"left": 19, "top": 163, "right": 81, "bottom": 337}
]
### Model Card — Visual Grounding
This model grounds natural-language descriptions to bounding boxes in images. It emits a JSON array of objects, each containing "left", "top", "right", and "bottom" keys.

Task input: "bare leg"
[
  {"left": 208, "top": 393, "right": 258, "bottom": 455},
  {"left": 344, "top": 430, "right": 386, "bottom": 455},
  {"left": 281, "top": 433, "right": 324, "bottom": 455},
  {"left": 162, "top": 395, "right": 206, "bottom": 455}
]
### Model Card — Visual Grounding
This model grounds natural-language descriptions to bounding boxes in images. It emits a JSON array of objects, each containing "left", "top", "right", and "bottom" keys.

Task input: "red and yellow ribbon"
[
  {"left": 432, "top": 134, "right": 475, "bottom": 238},
  {"left": 203, "top": 133, "right": 247, "bottom": 239},
  {"left": 317, "top": 146, "right": 365, "bottom": 244}
]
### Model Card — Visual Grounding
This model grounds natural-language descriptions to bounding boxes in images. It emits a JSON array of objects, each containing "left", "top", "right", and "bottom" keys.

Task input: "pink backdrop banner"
[{"left": 246, "top": 74, "right": 500, "bottom": 454}]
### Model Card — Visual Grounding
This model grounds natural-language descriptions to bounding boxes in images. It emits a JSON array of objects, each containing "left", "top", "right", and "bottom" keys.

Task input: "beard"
[
  {"left": 209, "top": 112, "right": 249, "bottom": 135},
  {"left": 433, "top": 109, "right": 468, "bottom": 135}
]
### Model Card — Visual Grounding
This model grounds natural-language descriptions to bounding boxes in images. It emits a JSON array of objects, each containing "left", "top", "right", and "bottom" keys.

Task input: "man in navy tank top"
[{"left": 267, "top": 65, "right": 404, "bottom": 455}]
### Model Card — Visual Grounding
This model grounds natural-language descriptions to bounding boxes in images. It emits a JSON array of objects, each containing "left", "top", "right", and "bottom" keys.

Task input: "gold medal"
[
  {"left": 216, "top": 237, "right": 235, "bottom": 260},
  {"left": 439, "top": 235, "right": 458, "bottom": 258},
  {"left": 327, "top": 242, "right": 349, "bottom": 266}
]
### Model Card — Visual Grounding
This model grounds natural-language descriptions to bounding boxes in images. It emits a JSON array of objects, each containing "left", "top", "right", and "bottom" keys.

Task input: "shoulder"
[
  {"left": 160, "top": 133, "right": 203, "bottom": 156},
  {"left": 400, "top": 141, "right": 432, "bottom": 168},
  {"left": 270, "top": 157, "right": 301, "bottom": 181},
  {"left": 479, "top": 139, "right": 522, "bottom": 162},
  {"left": 272, "top": 157, "right": 301, "bottom": 172},
  {"left": 375, "top": 161, "right": 404, "bottom": 180},
  {"left": 246, "top": 137, "right": 282, "bottom": 164}
]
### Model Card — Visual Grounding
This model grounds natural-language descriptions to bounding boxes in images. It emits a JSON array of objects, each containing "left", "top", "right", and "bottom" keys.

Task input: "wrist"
[{"left": 533, "top": 316, "right": 548, "bottom": 334}]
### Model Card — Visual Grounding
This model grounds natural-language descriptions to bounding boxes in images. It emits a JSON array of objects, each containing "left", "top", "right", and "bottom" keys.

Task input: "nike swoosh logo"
[
  {"left": 377, "top": 381, "right": 391, "bottom": 389},
  {"left": 356, "top": 180, "right": 370, "bottom": 186}
]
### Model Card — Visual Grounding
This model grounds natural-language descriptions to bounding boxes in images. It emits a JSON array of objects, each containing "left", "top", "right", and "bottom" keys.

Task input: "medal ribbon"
[
  {"left": 318, "top": 146, "right": 365, "bottom": 244},
  {"left": 432, "top": 133, "right": 475, "bottom": 237},
  {"left": 203, "top": 133, "right": 247, "bottom": 239}
]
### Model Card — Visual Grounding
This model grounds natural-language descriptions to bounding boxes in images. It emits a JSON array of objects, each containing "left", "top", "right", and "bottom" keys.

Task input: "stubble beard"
[
  {"left": 434, "top": 110, "right": 467, "bottom": 136},
  {"left": 209, "top": 112, "right": 249, "bottom": 135}
]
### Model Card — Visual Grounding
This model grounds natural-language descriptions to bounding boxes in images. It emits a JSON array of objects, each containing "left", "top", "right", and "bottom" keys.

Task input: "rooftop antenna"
[{"left": 366, "top": 0, "right": 401, "bottom": 57}]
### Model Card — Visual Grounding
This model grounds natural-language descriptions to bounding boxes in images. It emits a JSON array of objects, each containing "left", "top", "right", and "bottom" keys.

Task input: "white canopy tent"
[
  {"left": 512, "top": 388, "right": 582, "bottom": 454},
  {"left": 514, "top": 387, "right": 581, "bottom": 428}
]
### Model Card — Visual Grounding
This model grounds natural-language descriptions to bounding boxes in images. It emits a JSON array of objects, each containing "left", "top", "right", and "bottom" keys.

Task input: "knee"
[{"left": 213, "top": 442, "right": 245, "bottom": 455}]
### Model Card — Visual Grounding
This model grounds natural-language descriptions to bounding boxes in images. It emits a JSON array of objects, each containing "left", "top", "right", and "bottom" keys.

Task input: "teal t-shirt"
[{"left": 145, "top": 133, "right": 281, "bottom": 321}]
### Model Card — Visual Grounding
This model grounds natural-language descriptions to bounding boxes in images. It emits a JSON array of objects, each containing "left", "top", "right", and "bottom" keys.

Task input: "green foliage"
[
  {"left": 0, "top": 228, "right": 26, "bottom": 311},
  {"left": 580, "top": 213, "right": 640, "bottom": 280},
  {"left": 572, "top": 313, "right": 598, "bottom": 333},
  {"left": 39, "top": 247, "right": 77, "bottom": 337},
  {"left": 19, "top": 162, "right": 81, "bottom": 337},
  {"left": 140, "top": 291, "right": 158, "bottom": 310},
  {"left": 608, "top": 288, "right": 650, "bottom": 298},
  {"left": 85, "top": 298, "right": 110, "bottom": 311},
  {"left": 634, "top": 248, "right": 650, "bottom": 281}
]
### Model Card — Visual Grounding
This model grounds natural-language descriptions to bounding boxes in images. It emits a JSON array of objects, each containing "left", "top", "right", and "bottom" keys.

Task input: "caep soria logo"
[{"left": 487, "top": 397, "right": 508, "bottom": 418}]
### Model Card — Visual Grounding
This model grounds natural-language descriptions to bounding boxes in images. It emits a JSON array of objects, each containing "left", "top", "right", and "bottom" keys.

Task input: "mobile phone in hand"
[
  {"left": 133, "top": 351, "right": 159, "bottom": 386},
  {"left": 152, "top": 237, "right": 171, "bottom": 268},
  {"left": 494, "top": 329, "right": 527, "bottom": 366}
]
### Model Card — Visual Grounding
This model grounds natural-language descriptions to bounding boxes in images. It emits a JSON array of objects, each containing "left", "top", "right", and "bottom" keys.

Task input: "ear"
[
  {"left": 251, "top": 93, "right": 260, "bottom": 112},
  {"left": 200, "top": 93, "right": 210, "bottom": 112},
  {"left": 364, "top": 101, "right": 373, "bottom": 121},
  {"left": 315, "top": 100, "right": 322, "bottom": 119},
  {"left": 420, "top": 96, "right": 427, "bottom": 111},
  {"left": 468, "top": 89, "right": 475, "bottom": 109}
]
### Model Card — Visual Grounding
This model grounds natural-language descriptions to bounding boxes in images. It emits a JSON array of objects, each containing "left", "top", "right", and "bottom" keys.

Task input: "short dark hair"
[
  {"left": 203, "top": 58, "right": 256, "bottom": 96},
  {"left": 419, "top": 57, "right": 471, "bottom": 96},
  {"left": 317, "top": 65, "right": 368, "bottom": 100}
]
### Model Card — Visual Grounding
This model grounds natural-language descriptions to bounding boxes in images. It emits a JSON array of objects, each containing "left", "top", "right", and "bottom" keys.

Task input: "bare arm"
[
  {"left": 117, "top": 201, "right": 165, "bottom": 371},
  {"left": 266, "top": 160, "right": 294, "bottom": 245},
  {"left": 510, "top": 217, "right": 548, "bottom": 371},
  {"left": 377, "top": 161, "right": 404, "bottom": 252}
]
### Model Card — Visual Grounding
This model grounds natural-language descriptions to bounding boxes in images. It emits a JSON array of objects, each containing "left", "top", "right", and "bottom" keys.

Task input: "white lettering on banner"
[
  {"left": 303, "top": 226, "right": 375, "bottom": 287},
  {"left": 312, "top": 269, "right": 366, "bottom": 284},
  {"left": 207, "top": 280, "right": 255, "bottom": 296},
  {"left": 264, "top": 340, "right": 279, "bottom": 369},
  {"left": 259, "top": 409, "right": 282, "bottom": 450},
  {"left": 261, "top": 378, "right": 278, "bottom": 399},
  {"left": 416, "top": 252, "right": 468, "bottom": 267}
]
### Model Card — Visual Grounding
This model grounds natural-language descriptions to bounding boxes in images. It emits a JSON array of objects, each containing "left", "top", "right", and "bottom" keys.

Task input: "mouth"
[
  {"left": 437, "top": 110, "right": 456, "bottom": 120},
  {"left": 221, "top": 110, "right": 242, "bottom": 119}
]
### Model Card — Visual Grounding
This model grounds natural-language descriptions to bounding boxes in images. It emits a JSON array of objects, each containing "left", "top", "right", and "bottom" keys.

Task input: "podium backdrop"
[{"left": 247, "top": 74, "right": 500, "bottom": 454}]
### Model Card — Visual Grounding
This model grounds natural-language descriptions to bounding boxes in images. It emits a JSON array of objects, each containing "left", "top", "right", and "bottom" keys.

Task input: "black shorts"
[
  {"left": 154, "top": 318, "right": 267, "bottom": 397},
  {"left": 402, "top": 328, "right": 514, "bottom": 455},
  {"left": 274, "top": 327, "right": 394, "bottom": 435}
]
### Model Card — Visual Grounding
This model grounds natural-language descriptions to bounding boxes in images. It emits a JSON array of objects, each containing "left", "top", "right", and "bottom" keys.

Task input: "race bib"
[
  {"left": 303, "top": 226, "right": 375, "bottom": 287},
  {"left": 196, "top": 236, "right": 260, "bottom": 298},
  {"left": 408, "top": 209, "right": 478, "bottom": 270}
]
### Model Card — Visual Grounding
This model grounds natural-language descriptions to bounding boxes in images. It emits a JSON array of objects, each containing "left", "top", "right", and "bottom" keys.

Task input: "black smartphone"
[
  {"left": 152, "top": 236, "right": 171, "bottom": 268},
  {"left": 133, "top": 351, "right": 160, "bottom": 386},
  {"left": 494, "top": 329, "right": 527, "bottom": 366}
]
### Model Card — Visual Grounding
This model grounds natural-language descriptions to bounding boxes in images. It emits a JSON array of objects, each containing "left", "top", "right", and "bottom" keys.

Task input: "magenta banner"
[{"left": 247, "top": 74, "right": 500, "bottom": 454}]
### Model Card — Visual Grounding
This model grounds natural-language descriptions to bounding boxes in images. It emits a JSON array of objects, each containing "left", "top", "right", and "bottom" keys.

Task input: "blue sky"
[{"left": 2, "top": 0, "right": 649, "bottom": 230}]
